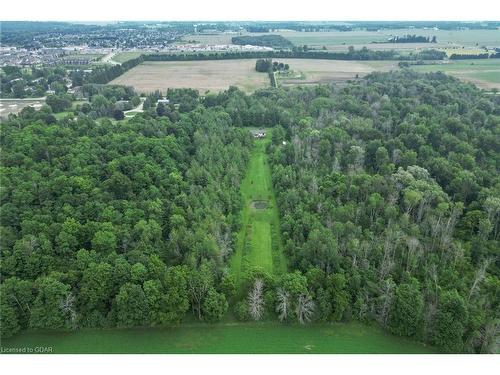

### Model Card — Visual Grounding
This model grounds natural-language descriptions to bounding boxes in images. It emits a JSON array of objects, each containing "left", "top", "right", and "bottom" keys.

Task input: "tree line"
[
  {"left": 231, "top": 35, "right": 294, "bottom": 49},
  {"left": 144, "top": 47, "right": 446, "bottom": 63},
  {"left": 388, "top": 34, "right": 437, "bottom": 43}
]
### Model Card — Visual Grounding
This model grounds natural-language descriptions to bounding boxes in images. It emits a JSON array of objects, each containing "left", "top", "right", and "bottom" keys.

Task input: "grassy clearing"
[
  {"left": 0, "top": 321, "right": 434, "bottom": 354},
  {"left": 276, "top": 59, "right": 398, "bottom": 86},
  {"left": 110, "top": 60, "right": 269, "bottom": 94},
  {"left": 231, "top": 134, "right": 286, "bottom": 284},
  {"left": 112, "top": 52, "right": 144, "bottom": 63},
  {"left": 410, "top": 59, "right": 500, "bottom": 89}
]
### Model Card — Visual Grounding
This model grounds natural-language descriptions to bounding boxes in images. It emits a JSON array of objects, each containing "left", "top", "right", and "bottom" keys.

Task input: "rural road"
[
  {"left": 101, "top": 52, "right": 121, "bottom": 65},
  {"left": 124, "top": 98, "right": 145, "bottom": 117}
]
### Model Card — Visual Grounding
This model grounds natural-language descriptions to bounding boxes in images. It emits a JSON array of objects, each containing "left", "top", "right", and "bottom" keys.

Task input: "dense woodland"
[{"left": 1, "top": 71, "right": 499, "bottom": 353}]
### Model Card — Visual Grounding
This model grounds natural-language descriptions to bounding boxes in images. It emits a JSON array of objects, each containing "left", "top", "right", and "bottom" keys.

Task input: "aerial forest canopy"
[{"left": 0, "top": 72, "right": 499, "bottom": 354}]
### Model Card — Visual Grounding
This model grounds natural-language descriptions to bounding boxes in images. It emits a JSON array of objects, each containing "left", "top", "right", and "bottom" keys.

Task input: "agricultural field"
[
  {"left": 230, "top": 135, "right": 287, "bottom": 285},
  {"left": 0, "top": 322, "right": 434, "bottom": 354},
  {"left": 276, "top": 59, "right": 398, "bottom": 86},
  {"left": 181, "top": 29, "right": 500, "bottom": 54},
  {"left": 110, "top": 60, "right": 269, "bottom": 93},
  {"left": 410, "top": 59, "right": 500, "bottom": 89},
  {"left": 271, "top": 29, "right": 500, "bottom": 50}
]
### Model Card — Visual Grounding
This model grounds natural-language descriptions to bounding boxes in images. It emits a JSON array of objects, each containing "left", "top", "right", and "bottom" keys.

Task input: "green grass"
[
  {"left": 410, "top": 59, "right": 500, "bottom": 89},
  {"left": 53, "top": 111, "right": 73, "bottom": 119},
  {"left": 231, "top": 132, "right": 286, "bottom": 283},
  {"left": 0, "top": 321, "right": 435, "bottom": 354},
  {"left": 112, "top": 52, "right": 144, "bottom": 63}
]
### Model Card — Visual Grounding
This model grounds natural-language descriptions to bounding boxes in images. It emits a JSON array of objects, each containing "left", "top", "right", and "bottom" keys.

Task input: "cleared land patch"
[
  {"left": 277, "top": 59, "right": 398, "bottom": 86},
  {"left": 0, "top": 98, "right": 46, "bottom": 117},
  {"left": 110, "top": 60, "right": 269, "bottom": 93},
  {"left": 231, "top": 134, "right": 286, "bottom": 283}
]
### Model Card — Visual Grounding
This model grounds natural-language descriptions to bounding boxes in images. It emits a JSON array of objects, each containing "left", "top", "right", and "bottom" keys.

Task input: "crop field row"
[{"left": 110, "top": 60, "right": 269, "bottom": 94}]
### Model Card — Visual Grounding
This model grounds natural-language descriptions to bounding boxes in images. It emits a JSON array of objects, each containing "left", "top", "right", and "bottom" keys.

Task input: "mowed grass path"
[
  {"left": 0, "top": 322, "right": 434, "bottom": 354},
  {"left": 231, "top": 134, "right": 286, "bottom": 284}
]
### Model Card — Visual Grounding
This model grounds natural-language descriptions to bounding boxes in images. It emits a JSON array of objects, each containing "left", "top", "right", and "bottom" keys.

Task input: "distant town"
[{"left": 2, "top": 20, "right": 499, "bottom": 67}]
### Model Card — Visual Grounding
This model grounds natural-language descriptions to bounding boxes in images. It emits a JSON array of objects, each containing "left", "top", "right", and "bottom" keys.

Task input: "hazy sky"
[{"left": 1, "top": 0, "right": 499, "bottom": 21}]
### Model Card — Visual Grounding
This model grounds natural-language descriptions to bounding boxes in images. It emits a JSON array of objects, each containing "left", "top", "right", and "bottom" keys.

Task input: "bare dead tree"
[
  {"left": 379, "top": 226, "right": 400, "bottom": 281},
  {"left": 377, "top": 278, "right": 395, "bottom": 328},
  {"left": 296, "top": 293, "right": 315, "bottom": 324},
  {"left": 480, "top": 321, "right": 499, "bottom": 354},
  {"left": 292, "top": 134, "right": 303, "bottom": 164},
  {"left": 60, "top": 292, "right": 76, "bottom": 328},
  {"left": 406, "top": 236, "right": 421, "bottom": 273},
  {"left": 276, "top": 288, "right": 291, "bottom": 322},
  {"left": 215, "top": 226, "right": 232, "bottom": 261},
  {"left": 188, "top": 267, "right": 212, "bottom": 320},
  {"left": 468, "top": 258, "right": 492, "bottom": 302},
  {"left": 416, "top": 194, "right": 431, "bottom": 223},
  {"left": 248, "top": 278, "right": 265, "bottom": 321},
  {"left": 440, "top": 204, "right": 462, "bottom": 250},
  {"left": 429, "top": 264, "right": 439, "bottom": 304}
]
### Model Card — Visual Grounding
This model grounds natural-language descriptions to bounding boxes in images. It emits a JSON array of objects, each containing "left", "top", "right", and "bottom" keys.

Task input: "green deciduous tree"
[
  {"left": 434, "top": 290, "right": 468, "bottom": 352},
  {"left": 114, "top": 283, "right": 148, "bottom": 327},
  {"left": 202, "top": 288, "right": 228, "bottom": 322},
  {"left": 389, "top": 278, "right": 423, "bottom": 337},
  {"left": 30, "top": 277, "right": 72, "bottom": 329}
]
